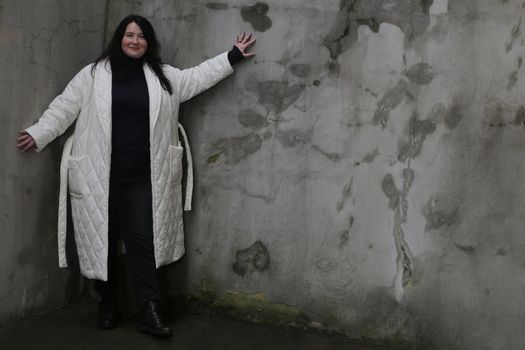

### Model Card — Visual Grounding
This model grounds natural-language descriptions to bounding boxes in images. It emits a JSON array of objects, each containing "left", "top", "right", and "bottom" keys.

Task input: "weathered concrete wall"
[
  {"left": 104, "top": 0, "right": 525, "bottom": 348},
  {"left": 3, "top": 0, "right": 524, "bottom": 348},
  {"left": 106, "top": 1, "right": 525, "bottom": 348},
  {"left": 0, "top": 0, "right": 107, "bottom": 322}
]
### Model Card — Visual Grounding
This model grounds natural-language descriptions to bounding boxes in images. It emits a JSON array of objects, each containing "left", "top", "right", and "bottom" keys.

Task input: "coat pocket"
[
  {"left": 169, "top": 144, "right": 184, "bottom": 185},
  {"left": 68, "top": 156, "right": 88, "bottom": 198}
]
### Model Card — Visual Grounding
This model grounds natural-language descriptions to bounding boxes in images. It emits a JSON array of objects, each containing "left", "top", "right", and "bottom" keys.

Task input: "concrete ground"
[{"left": 0, "top": 301, "right": 396, "bottom": 350}]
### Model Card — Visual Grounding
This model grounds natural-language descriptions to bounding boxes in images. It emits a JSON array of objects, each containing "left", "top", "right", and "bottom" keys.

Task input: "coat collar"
[{"left": 93, "top": 60, "right": 162, "bottom": 139}]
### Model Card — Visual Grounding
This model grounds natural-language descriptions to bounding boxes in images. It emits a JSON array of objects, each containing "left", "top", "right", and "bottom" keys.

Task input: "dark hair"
[{"left": 92, "top": 15, "right": 173, "bottom": 95}]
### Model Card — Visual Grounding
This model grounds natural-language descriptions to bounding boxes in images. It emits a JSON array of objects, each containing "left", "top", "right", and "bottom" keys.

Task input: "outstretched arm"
[
  {"left": 176, "top": 32, "right": 256, "bottom": 103},
  {"left": 20, "top": 65, "right": 91, "bottom": 152}
]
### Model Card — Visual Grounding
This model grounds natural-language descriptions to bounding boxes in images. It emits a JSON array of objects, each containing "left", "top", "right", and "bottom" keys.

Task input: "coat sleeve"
[
  {"left": 171, "top": 51, "right": 234, "bottom": 104},
  {"left": 25, "top": 65, "right": 92, "bottom": 152}
]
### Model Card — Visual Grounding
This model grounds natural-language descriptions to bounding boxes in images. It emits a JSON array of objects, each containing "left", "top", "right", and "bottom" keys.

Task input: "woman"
[{"left": 16, "top": 15, "right": 255, "bottom": 337}]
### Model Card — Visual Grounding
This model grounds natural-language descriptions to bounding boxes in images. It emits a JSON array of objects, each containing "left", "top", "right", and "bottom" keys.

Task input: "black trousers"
[{"left": 95, "top": 177, "right": 160, "bottom": 304}]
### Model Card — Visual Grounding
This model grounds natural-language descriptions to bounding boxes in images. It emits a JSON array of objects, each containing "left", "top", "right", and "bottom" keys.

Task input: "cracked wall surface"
[
  {"left": 0, "top": 0, "right": 107, "bottom": 322},
  {"left": 104, "top": 0, "right": 525, "bottom": 348},
  {"left": 4, "top": 0, "right": 525, "bottom": 348}
]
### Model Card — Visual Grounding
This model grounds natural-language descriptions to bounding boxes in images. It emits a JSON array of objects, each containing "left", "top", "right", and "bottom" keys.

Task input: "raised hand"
[
  {"left": 17, "top": 130, "right": 36, "bottom": 152},
  {"left": 234, "top": 32, "right": 256, "bottom": 58}
]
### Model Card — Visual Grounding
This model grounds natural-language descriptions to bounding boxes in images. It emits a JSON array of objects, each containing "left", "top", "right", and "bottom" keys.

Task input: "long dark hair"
[{"left": 92, "top": 15, "right": 173, "bottom": 95}]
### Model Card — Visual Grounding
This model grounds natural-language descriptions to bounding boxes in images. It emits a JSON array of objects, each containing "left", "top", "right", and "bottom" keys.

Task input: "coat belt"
[{"left": 178, "top": 123, "right": 194, "bottom": 211}]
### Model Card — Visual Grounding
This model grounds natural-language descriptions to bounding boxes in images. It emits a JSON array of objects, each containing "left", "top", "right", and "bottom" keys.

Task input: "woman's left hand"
[
  {"left": 234, "top": 32, "right": 256, "bottom": 58},
  {"left": 17, "top": 130, "right": 37, "bottom": 152}
]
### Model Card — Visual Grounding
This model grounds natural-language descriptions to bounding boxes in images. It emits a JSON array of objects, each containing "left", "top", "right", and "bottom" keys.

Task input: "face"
[{"left": 121, "top": 22, "right": 148, "bottom": 59}]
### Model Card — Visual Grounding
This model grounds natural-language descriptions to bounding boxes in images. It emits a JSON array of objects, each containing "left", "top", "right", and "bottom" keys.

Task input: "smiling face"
[{"left": 121, "top": 22, "right": 148, "bottom": 59}]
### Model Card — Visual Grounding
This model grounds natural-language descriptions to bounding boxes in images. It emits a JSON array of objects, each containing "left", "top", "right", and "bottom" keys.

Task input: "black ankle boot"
[
  {"left": 98, "top": 301, "right": 119, "bottom": 329},
  {"left": 138, "top": 300, "right": 173, "bottom": 337}
]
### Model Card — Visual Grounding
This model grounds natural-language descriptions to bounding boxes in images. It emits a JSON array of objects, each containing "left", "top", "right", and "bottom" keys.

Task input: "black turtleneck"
[
  {"left": 110, "top": 49, "right": 244, "bottom": 180},
  {"left": 111, "top": 57, "right": 150, "bottom": 180}
]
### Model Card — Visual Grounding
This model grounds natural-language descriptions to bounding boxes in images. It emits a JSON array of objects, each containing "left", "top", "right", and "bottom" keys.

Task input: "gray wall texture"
[
  {"left": 3, "top": 0, "right": 525, "bottom": 349},
  {"left": 0, "top": 0, "right": 106, "bottom": 322}
]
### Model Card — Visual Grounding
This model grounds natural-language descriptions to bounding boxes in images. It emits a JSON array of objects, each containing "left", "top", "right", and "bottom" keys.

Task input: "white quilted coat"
[{"left": 26, "top": 52, "right": 233, "bottom": 280}]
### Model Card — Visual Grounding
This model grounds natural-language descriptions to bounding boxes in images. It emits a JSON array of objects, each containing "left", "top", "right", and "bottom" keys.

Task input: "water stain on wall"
[
  {"left": 423, "top": 197, "right": 459, "bottom": 231},
  {"left": 444, "top": 103, "right": 463, "bottom": 129},
  {"left": 455, "top": 243, "right": 474, "bottom": 255},
  {"left": 488, "top": 114, "right": 505, "bottom": 128},
  {"left": 258, "top": 81, "right": 306, "bottom": 114},
  {"left": 372, "top": 81, "right": 408, "bottom": 127},
  {"left": 496, "top": 248, "right": 508, "bottom": 256},
  {"left": 275, "top": 128, "right": 313, "bottom": 148},
  {"left": 323, "top": 0, "right": 433, "bottom": 61},
  {"left": 240, "top": 2, "right": 272, "bottom": 32},
  {"left": 508, "top": 70, "right": 518, "bottom": 90},
  {"left": 289, "top": 64, "right": 311, "bottom": 78},
  {"left": 207, "top": 133, "right": 263, "bottom": 165},
  {"left": 180, "top": 13, "right": 198, "bottom": 23},
  {"left": 402, "top": 167, "right": 414, "bottom": 194},
  {"left": 206, "top": 2, "right": 228, "bottom": 10},
  {"left": 311, "top": 144, "right": 342, "bottom": 162},
  {"left": 356, "top": 18, "right": 380, "bottom": 32},
  {"left": 207, "top": 153, "right": 221, "bottom": 164},
  {"left": 382, "top": 174, "right": 400, "bottom": 210},
  {"left": 483, "top": 99, "right": 514, "bottom": 129},
  {"left": 398, "top": 112, "right": 437, "bottom": 162},
  {"left": 381, "top": 169, "right": 416, "bottom": 291},
  {"left": 339, "top": 216, "right": 354, "bottom": 248},
  {"left": 207, "top": 176, "right": 276, "bottom": 203},
  {"left": 238, "top": 109, "right": 267, "bottom": 129},
  {"left": 406, "top": 63, "right": 434, "bottom": 85},
  {"left": 427, "top": 103, "right": 446, "bottom": 123},
  {"left": 339, "top": 230, "right": 350, "bottom": 247},
  {"left": 337, "top": 177, "right": 354, "bottom": 212},
  {"left": 505, "top": 18, "right": 521, "bottom": 53},
  {"left": 362, "top": 148, "right": 380, "bottom": 163},
  {"left": 512, "top": 106, "right": 525, "bottom": 127},
  {"left": 323, "top": 0, "right": 358, "bottom": 61},
  {"left": 233, "top": 241, "right": 270, "bottom": 277}
]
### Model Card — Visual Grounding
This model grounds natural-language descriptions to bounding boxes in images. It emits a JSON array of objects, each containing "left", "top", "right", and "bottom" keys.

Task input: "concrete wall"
[
  {"left": 3, "top": 0, "right": 525, "bottom": 348},
  {"left": 105, "top": 1, "right": 525, "bottom": 348},
  {"left": 0, "top": 0, "right": 107, "bottom": 322}
]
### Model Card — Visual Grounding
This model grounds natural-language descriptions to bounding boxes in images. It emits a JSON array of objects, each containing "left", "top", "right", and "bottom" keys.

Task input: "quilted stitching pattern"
[
  {"left": 32, "top": 53, "right": 234, "bottom": 280},
  {"left": 70, "top": 77, "right": 111, "bottom": 279}
]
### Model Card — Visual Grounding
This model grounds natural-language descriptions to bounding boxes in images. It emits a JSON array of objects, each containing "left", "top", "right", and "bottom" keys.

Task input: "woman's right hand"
[
  {"left": 234, "top": 32, "right": 256, "bottom": 58},
  {"left": 17, "top": 130, "right": 36, "bottom": 152}
]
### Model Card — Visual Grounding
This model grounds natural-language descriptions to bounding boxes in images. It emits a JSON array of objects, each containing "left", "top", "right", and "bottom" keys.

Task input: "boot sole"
[{"left": 137, "top": 325, "right": 173, "bottom": 338}]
